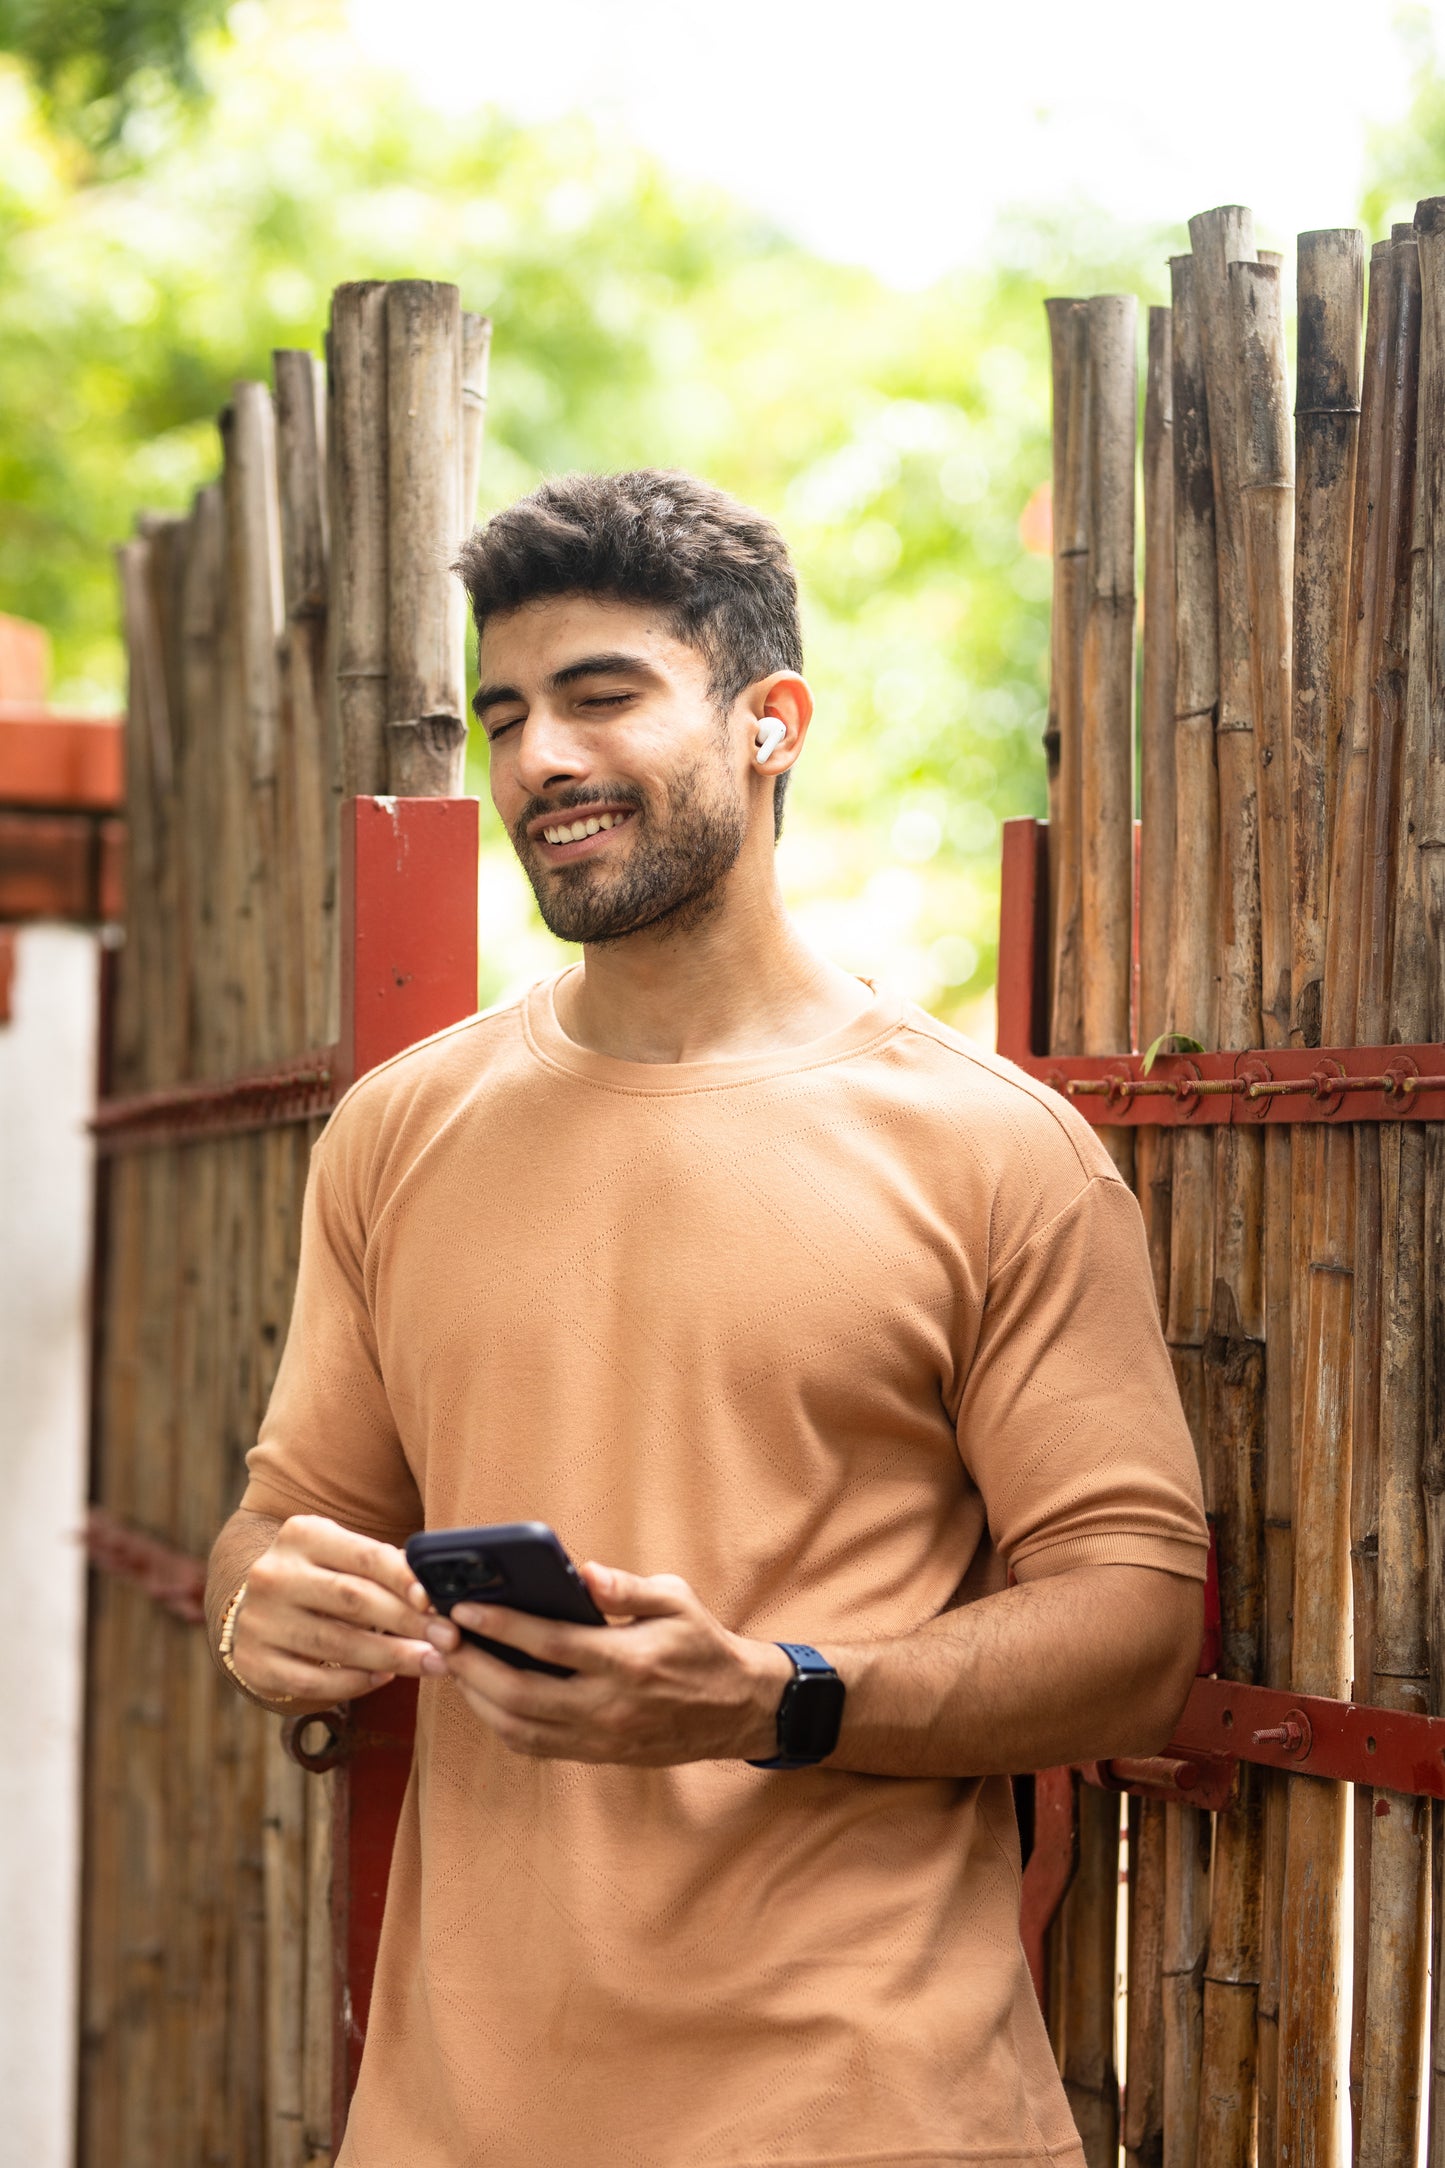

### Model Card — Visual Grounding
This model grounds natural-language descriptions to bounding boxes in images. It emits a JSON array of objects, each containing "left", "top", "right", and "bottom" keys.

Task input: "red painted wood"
[
  {"left": 338, "top": 796, "right": 482, "bottom": 1088},
  {"left": 996, "top": 817, "right": 1048, "bottom": 1062},
  {"left": 0, "top": 708, "right": 125, "bottom": 811},
  {"left": 332, "top": 793, "right": 479, "bottom": 2143}
]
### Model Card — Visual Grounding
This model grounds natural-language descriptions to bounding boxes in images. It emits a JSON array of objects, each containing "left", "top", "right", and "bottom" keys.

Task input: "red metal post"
[{"left": 330, "top": 794, "right": 479, "bottom": 2138}]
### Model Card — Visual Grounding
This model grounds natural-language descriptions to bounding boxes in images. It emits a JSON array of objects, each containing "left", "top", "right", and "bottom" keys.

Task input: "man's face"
[{"left": 476, "top": 595, "right": 749, "bottom": 946}]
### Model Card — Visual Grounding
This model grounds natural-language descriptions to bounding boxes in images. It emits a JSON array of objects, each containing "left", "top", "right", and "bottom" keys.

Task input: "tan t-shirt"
[{"left": 244, "top": 975, "right": 1207, "bottom": 2168}]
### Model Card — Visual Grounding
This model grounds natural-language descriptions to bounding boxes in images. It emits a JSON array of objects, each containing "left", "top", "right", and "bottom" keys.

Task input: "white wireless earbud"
[{"left": 754, "top": 717, "right": 786, "bottom": 765}]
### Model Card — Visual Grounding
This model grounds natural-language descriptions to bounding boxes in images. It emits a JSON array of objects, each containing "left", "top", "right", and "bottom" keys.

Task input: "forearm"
[{"left": 820, "top": 1563, "right": 1203, "bottom": 1780}]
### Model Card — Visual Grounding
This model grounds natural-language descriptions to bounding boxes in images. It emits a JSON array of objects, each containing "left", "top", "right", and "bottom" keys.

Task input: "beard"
[{"left": 512, "top": 755, "right": 748, "bottom": 947}]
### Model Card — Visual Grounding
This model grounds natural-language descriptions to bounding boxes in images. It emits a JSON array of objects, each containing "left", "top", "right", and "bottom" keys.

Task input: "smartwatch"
[{"left": 747, "top": 1642, "right": 846, "bottom": 1769}]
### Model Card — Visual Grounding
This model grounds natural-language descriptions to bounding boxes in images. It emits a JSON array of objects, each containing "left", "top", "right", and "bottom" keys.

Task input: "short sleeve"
[
  {"left": 956, "top": 1172, "right": 1208, "bottom": 1583},
  {"left": 241, "top": 1141, "right": 424, "bottom": 1544}
]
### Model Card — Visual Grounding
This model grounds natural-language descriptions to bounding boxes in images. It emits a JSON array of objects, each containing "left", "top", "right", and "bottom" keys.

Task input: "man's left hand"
[{"left": 423, "top": 1564, "right": 795, "bottom": 1765}]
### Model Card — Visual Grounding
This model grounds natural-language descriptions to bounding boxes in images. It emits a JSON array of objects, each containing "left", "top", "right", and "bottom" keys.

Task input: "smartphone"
[{"left": 405, "top": 1521, "right": 606, "bottom": 1678}]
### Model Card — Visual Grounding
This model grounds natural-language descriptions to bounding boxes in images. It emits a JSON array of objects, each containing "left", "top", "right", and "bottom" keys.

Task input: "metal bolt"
[{"left": 1252, "top": 1712, "right": 1311, "bottom": 1756}]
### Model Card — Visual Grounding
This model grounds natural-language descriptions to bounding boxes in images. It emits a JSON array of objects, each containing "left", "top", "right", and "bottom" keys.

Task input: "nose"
[{"left": 513, "top": 706, "right": 589, "bottom": 797}]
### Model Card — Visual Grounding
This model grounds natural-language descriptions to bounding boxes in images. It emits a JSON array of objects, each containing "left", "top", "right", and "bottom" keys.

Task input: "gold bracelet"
[{"left": 218, "top": 1578, "right": 294, "bottom": 1706}]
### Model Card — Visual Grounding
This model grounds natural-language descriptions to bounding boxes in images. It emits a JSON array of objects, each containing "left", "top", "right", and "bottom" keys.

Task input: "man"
[{"left": 207, "top": 469, "right": 1207, "bottom": 2167}]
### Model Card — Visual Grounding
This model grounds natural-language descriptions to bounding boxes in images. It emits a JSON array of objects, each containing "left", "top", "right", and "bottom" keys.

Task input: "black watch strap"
[{"left": 747, "top": 1642, "right": 845, "bottom": 1770}]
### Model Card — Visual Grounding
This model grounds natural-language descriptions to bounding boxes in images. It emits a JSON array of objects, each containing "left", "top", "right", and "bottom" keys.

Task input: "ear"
[{"left": 747, "top": 672, "right": 812, "bottom": 777}]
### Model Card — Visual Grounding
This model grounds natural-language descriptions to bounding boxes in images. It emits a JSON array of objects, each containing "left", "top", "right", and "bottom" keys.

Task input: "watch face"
[{"left": 779, "top": 1671, "right": 846, "bottom": 1762}]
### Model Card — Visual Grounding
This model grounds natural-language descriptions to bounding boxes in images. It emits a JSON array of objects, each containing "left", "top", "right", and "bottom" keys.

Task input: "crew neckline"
[{"left": 521, "top": 969, "right": 905, "bottom": 1094}]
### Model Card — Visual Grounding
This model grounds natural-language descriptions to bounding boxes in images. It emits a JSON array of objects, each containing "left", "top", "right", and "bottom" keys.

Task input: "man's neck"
[{"left": 552, "top": 874, "right": 875, "bottom": 1066}]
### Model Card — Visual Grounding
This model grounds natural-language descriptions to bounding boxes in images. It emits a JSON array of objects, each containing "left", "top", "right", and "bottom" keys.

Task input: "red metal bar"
[
  {"left": 82, "top": 1505, "right": 207, "bottom": 1625},
  {"left": 327, "top": 794, "right": 479, "bottom": 2136},
  {"left": 1079, "top": 1752, "right": 1236, "bottom": 1810},
  {"left": 91, "top": 1053, "right": 337, "bottom": 1151},
  {"left": 1168, "top": 1676, "right": 1445, "bottom": 1799},
  {"left": 998, "top": 817, "right": 1445, "bottom": 1126}
]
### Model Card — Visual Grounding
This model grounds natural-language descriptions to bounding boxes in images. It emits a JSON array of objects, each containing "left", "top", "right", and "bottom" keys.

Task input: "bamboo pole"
[
  {"left": 328, "top": 282, "right": 390, "bottom": 798},
  {"left": 1055, "top": 296, "right": 1135, "bottom": 2163},
  {"left": 1292, "top": 232, "right": 1365, "bottom": 1052},
  {"left": 1050, "top": 299, "right": 1090, "bottom": 1057},
  {"left": 1123, "top": 305, "right": 1174, "bottom": 2168},
  {"left": 1160, "top": 250, "right": 1218, "bottom": 2168},
  {"left": 386, "top": 280, "right": 466, "bottom": 794},
  {"left": 1125, "top": 1798, "right": 1167, "bottom": 2168},
  {"left": 1412, "top": 193, "right": 1445, "bottom": 2168},
  {"left": 1080, "top": 296, "right": 1137, "bottom": 1196},
  {"left": 460, "top": 311, "right": 492, "bottom": 538},
  {"left": 273, "top": 338, "right": 339, "bottom": 2165},
  {"left": 1043, "top": 296, "right": 1079, "bottom": 983},
  {"left": 1140, "top": 304, "right": 1178, "bottom": 1072},
  {"left": 1287, "top": 255, "right": 1363, "bottom": 2091},
  {"left": 1280, "top": 230, "right": 1398, "bottom": 2167},
  {"left": 1188, "top": 204, "right": 1266, "bottom": 2168},
  {"left": 1060, "top": 1783, "right": 1121, "bottom": 2165},
  {"left": 225, "top": 380, "right": 312, "bottom": 2168},
  {"left": 178, "top": 480, "right": 246, "bottom": 2167},
  {"left": 1356, "top": 224, "right": 1430, "bottom": 2168},
  {"left": 82, "top": 530, "right": 168, "bottom": 2163},
  {"left": 1229, "top": 254, "right": 1295, "bottom": 2168},
  {"left": 1349, "top": 236, "right": 1421, "bottom": 2159}
]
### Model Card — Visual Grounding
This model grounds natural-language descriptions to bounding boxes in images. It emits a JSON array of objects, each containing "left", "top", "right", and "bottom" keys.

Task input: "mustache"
[{"left": 513, "top": 782, "right": 646, "bottom": 845}]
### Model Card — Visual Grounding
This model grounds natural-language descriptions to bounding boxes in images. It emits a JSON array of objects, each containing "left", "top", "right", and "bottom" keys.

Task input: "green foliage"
[
  {"left": 1362, "top": 11, "right": 1445, "bottom": 234},
  {"left": 0, "top": 0, "right": 228, "bottom": 141},
  {"left": 0, "top": 3, "right": 1170, "bottom": 1025}
]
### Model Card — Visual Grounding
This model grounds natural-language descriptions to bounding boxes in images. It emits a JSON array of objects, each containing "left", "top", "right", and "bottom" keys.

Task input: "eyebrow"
[{"left": 471, "top": 651, "right": 662, "bottom": 719}]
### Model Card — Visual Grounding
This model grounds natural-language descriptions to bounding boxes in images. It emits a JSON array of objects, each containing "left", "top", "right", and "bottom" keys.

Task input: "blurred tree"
[
  {"left": 0, "top": 1, "right": 1169, "bottom": 1023},
  {"left": 0, "top": 0, "right": 228, "bottom": 141}
]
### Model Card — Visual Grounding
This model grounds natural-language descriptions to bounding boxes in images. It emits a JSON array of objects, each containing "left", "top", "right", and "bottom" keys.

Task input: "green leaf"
[{"left": 1141, "top": 1031, "right": 1206, "bottom": 1076}]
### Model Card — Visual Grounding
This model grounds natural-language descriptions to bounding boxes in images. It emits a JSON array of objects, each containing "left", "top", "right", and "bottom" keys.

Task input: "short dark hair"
[{"left": 455, "top": 469, "right": 802, "bottom": 837}]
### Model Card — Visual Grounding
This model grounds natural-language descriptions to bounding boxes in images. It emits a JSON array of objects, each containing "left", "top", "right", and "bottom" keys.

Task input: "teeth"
[{"left": 542, "top": 812, "right": 627, "bottom": 844}]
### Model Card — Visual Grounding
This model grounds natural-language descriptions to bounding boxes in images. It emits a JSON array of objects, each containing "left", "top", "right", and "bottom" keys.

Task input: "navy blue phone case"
[{"left": 405, "top": 1521, "right": 605, "bottom": 1678}]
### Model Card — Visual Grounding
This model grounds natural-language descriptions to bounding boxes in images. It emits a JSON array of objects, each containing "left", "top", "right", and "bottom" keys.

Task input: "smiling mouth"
[
  {"left": 528, "top": 807, "right": 638, "bottom": 863},
  {"left": 540, "top": 810, "right": 632, "bottom": 845}
]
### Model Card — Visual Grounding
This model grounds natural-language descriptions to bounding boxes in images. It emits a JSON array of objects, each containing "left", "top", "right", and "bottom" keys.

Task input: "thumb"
[{"left": 582, "top": 1562, "right": 694, "bottom": 1622}]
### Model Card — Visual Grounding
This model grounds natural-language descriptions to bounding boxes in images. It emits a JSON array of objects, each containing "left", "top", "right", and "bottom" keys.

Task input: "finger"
[
  {"left": 238, "top": 1607, "right": 443, "bottom": 1679},
  {"left": 278, "top": 1516, "right": 427, "bottom": 1608},
  {"left": 237, "top": 1656, "right": 384, "bottom": 1704},
  {"left": 286, "top": 1561, "right": 430, "bottom": 1640},
  {"left": 448, "top": 1603, "right": 612, "bottom": 1674},
  {"left": 452, "top": 1680, "right": 577, "bottom": 1760},
  {"left": 581, "top": 1563, "right": 694, "bottom": 1622},
  {"left": 444, "top": 1638, "right": 593, "bottom": 1717}
]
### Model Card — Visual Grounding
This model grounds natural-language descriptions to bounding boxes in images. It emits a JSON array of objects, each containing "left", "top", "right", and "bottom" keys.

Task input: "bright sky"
[{"left": 347, "top": 0, "right": 1430, "bottom": 287}]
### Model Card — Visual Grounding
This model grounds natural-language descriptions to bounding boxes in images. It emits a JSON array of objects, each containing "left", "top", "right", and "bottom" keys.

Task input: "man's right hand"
[{"left": 225, "top": 1513, "right": 447, "bottom": 1705}]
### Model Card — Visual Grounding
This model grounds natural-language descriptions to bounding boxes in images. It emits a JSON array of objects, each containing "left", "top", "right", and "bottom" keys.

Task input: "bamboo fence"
[
  {"left": 82, "top": 279, "right": 488, "bottom": 2165},
  {"left": 1039, "top": 198, "right": 1445, "bottom": 2166}
]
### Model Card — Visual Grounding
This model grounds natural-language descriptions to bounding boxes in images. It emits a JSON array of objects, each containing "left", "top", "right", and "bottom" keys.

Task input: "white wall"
[{"left": 0, "top": 924, "right": 99, "bottom": 2168}]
